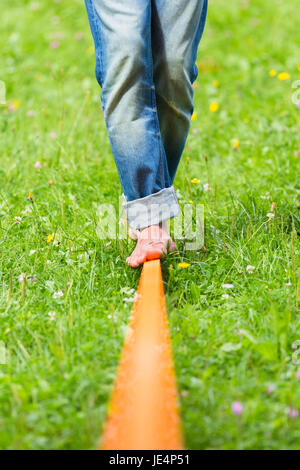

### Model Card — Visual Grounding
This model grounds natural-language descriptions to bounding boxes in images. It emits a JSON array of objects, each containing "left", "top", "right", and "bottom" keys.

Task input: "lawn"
[{"left": 0, "top": 0, "right": 299, "bottom": 450}]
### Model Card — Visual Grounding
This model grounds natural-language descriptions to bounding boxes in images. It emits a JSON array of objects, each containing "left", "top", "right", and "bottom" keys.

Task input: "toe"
[{"left": 127, "top": 256, "right": 140, "bottom": 268}]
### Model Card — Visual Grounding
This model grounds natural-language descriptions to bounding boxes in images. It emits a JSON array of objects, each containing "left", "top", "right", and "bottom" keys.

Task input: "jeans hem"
[{"left": 123, "top": 186, "right": 179, "bottom": 230}]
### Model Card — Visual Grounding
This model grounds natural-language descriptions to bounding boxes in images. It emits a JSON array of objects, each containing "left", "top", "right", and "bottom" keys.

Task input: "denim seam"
[
  {"left": 90, "top": 1, "right": 104, "bottom": 88},
  {"left": 191, "top": 0, "right": 208, "bottom": 84},
  {"left": 148, "top": 3, "right": 167, "bottom": 190}
]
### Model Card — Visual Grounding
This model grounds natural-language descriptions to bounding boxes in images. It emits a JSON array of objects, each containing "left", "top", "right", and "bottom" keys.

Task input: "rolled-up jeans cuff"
[{"left": 122, "top": 186, "right": 179, "bottom": 230}]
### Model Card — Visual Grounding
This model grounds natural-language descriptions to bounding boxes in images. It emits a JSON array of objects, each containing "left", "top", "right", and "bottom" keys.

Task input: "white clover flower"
[
  {"left": 23, "top": 207, "right": 32, "bottom": 215},
  {"left": 29, "top": 250, "right": 36, "bottom": 256},
  {"left": 18, "top": 273, "right": 26, "bottom": 282},
  {"left": 124, "top": 292, "right": 140, "bottom": 303},
  {"left": 124, "top": 296, "right": 136, "bottom": 303},
  {"left": 222, "top": 283, "right": 234, "bottom": 289},
  {"left": 246, "top": 265, "right": 255, "bottom": 274},
  {"left": 53, "top": 290, "right": 63, "bottom": 299},
  {"left": 203, "top": 183, "right": 211, "bottom": 192},
  {"left": 121, "top": 287, "right": 135, "bottom": 296},
  {"left": 48, "top": 311, "right": 56, "bottom": 322},
  {"left": 14, "top": 216, "right": 22, "bottom": 225}
]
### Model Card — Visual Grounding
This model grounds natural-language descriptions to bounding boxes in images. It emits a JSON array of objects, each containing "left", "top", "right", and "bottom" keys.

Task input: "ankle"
[{"left": 139, "top": 222, "right": 171, "bottom": 241}]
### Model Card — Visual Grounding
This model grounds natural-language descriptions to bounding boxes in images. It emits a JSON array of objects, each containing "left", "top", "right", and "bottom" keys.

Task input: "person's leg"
[
  {"left": 84, "top": 0, "right": 178, "bottom": 225},
  {"left": 126, "top": 1, "right": 208, "bottom": 268},
  {"left": 151, "top": 0, "right": 208, "bottom": 181}
]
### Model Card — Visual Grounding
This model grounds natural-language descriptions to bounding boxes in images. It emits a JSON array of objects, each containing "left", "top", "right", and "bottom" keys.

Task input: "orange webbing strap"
[{"left": 100, "top": 259, "right": 184, "bottom": 450}]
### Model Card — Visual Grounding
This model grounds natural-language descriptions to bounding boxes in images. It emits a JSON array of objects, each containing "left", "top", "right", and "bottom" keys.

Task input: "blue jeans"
[{"left": 85, "top": 0, "right": 207, "bottom": 229}]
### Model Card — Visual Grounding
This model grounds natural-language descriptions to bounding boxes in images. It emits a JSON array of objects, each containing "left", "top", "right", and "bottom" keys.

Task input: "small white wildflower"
[
  {"left": 124, "top": 292, "right": 140, "bottom": 303},
  {"left": 203, "top": 183, "right": 211, "bottom": 192},
  {"left": 53, "top": 290, "right": 63, "bottom": 299},
  {"left": 222, "top": 283, "right": 234, "bottom": 289},
  {"left": 246, "top": 265, "right": 255, "bottom": 274},
  {"left": 260, "top": 193, "right": 271, "bottom": 200},
  {"left": 48, "top": 311, "right": 56, "bottom": 322},
  {"left": 23, "top": 207, "right": 32, "bottom": 215},
  {"left": 285, "top": 407, "right": 299, "bottom": 419},
  {"left": 121, "top": 287, "right": 135, "bottom": 296},
  {"left": 29, "top": 2, "right": 40, "bottom": 11},
  {"left": 286, "top": 282, "right": 292, "bottom": 287},
  {"left": 18, "top": 273, "right": 26, "bottom": 282},
  {"left": 29, "top": 249, "right": 36, "bottom": 256},
  {"left": 222, "top": 294, "right": 229, "bottom": 299},
  {"left": 267, "top": 212, "right": 274, "bottom": 220},
  {"left": 14, "top": 216, "right": 22, "bottom": 225}
]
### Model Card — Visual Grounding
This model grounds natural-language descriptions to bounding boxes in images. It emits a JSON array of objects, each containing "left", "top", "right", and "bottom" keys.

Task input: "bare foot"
[{"left": 126, "top": 223, "right": 177, "bottom": 268}]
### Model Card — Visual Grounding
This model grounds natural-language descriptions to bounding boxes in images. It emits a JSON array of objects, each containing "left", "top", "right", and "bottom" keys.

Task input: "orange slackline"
[{"left": 100, "top": 259, "right": 183, "bottom": 450}]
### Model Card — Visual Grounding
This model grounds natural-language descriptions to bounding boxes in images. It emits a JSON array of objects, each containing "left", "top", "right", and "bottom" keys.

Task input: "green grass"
[{"left": 0, "top": 0, "right": 299, "bottom": 450}]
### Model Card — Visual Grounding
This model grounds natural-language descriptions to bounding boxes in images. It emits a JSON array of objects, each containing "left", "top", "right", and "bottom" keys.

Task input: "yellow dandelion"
[
  {"left": 8, "top": 99, "right": 21, "bottom": 111},
  {"left": 209, "top": 102, "right": 219, "bottom": 113},
  {"left": 233, "top": 139, "right": 240, "bottom": 149},
  {"left": 212, "top": 80, "right": 220, "bottom": 87},
  {"left": 47, "top": 233, "right": 54, "bottom": 243},
  {"left": 297, "top": 65, "right": 300, "bottom": 72},
  {"left": 189, "top": 200, "right": 194, "bottom": 205},
  {"left": 191, "top": 111, "right": 197, "bottom": 121},
  {"left": 278, "top": 72, "right": 290, "bottom": 81},
  {"left": 269, "top": 70, "right": 277, "bottom": 77},
  {"left": 191, "top": 178, "right": 200, "bottom": 184},
  {"left": 178, "top": 262, "right": 191, "bottom": 269},
  {"left": 28, "top": 192, "right": 33, "bottom": 200},
  {"left": 13, "top": 99, "right": 21, "bottom": 109}
]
